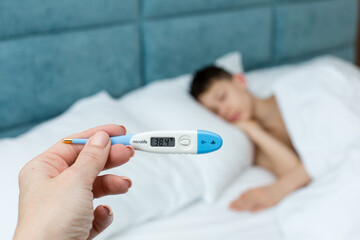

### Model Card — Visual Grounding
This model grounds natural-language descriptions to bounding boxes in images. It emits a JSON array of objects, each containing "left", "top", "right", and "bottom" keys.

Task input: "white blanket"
[{"left": 273, "top": 57, "right": 360, "bottom": 239}]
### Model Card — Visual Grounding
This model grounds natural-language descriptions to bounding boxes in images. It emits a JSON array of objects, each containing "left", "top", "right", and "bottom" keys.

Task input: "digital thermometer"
[{"left": 63, "top": 130, "right": 222, "bottom": 154}]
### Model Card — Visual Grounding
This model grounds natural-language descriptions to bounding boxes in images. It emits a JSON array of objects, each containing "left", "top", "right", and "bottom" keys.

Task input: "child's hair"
[{"left": 190, "top": 65, "right": 232, "bottom": 100}]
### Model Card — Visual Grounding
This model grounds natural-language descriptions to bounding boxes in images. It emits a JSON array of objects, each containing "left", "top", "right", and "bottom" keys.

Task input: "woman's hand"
[{"left": 13, "top": 125, "right": 135, "bottom": 240}]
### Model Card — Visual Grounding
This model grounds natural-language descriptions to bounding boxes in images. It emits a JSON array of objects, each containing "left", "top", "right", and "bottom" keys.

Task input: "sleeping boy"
[{"left": 190, "top": 66, "right": 311, "bottom": 212}]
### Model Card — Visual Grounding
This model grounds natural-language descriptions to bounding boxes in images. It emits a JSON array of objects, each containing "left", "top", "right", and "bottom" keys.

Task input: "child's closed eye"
[
  {"left": 219, "top": 92, "right": 227, "bottom": 101},
  {"left": 212, "top": 108, "right": 219, "bottom": 115}
]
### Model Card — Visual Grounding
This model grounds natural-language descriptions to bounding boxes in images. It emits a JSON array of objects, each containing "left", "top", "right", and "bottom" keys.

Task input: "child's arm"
[
  {"left": 229, "top": 164, "right": 311, "bottom": 212},
  {"left": 229, "top": 120, "right": 311, "bottom": 212},
  {"left": 237, "top": 120, "right": 306, "bottom": 179}
]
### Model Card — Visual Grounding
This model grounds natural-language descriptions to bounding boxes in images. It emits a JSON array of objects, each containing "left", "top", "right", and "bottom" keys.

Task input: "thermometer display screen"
[{"left": 151, "top": 137, "right": 175, "bottom": 147}]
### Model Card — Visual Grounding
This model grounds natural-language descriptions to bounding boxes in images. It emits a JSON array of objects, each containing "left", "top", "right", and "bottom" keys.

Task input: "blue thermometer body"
[{"left": 63, "top": 130, "right": 222, "bottom": 154}]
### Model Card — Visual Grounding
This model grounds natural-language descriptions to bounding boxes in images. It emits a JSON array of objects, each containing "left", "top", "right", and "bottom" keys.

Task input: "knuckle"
[
  {"left": 82, "top": 148, "right": 103, "bottom": 162},
  {"left": 18, "top": 167, "right": 26, "bottom": 183},
  {"left": 18, "top": 163, "right": 30, "bottom": 184},
  {"left": 100, "top": 176, "right": 111, "bottom": 193}
]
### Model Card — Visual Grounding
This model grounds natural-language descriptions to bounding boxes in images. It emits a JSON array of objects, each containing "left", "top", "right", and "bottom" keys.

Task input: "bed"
[{"left": 0, "top": 0, "right": 359, "bottom": 239}]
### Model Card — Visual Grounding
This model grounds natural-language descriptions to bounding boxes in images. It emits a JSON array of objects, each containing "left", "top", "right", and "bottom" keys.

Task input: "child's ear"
[{"left": 232, "top": 73, "right": 247, "bottom": 88}]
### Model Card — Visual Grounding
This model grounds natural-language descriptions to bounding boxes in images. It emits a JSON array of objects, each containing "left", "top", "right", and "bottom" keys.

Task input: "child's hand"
[
  {"left": 229, "top": 182, "right": 287, "bottom": 212},
  {"left": 234, "top": 119, "right": 262, "bottom": 135}
]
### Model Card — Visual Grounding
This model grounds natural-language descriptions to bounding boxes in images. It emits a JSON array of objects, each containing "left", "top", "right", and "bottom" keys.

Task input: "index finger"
[{"left": 38, "top": 124, "right": 127, "bottom": 169}]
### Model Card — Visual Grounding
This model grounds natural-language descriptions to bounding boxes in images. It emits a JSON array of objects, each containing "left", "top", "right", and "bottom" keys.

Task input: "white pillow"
[
  {"left": 118, "top": 79, "right": 251, "bottom": 203},
  {"left": 118, "top": 51, "right": 250, "bottom": 201},
  {"left": 245, "top": 55, "right": 351, "bottom": 98},
  {"left": 99, "top": 52, "right": 252, "bottom": 237},
  {"left": 0, "top": 51, "right": 250, "bottom": 240},
  {"left": 215, "top": 51, "right": 244, "bottom": 74}
]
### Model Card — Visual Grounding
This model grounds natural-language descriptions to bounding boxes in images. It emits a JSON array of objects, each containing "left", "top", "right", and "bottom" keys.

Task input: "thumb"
[{"left": 70, "top": 131, "right": 111, "bottom": 183}]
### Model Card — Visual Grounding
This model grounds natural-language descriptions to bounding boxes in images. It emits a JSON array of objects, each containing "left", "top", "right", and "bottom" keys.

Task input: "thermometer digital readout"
[{"left": 63, "top": 130, "right": 222, "bottom": 154}]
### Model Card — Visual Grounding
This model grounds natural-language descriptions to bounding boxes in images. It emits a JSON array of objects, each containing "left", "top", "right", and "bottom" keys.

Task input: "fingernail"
[
  {"left": 103, "top": 205, "right": 113, "bottom": 216},
  {"left": 90, "top": 131, "right": 109, "bottom": 147},
  {"left": 121, "top": 177, "right": 132, "bottom": 188},
  {"left": 119, "top": 125, "right": 127, "bottom": 135},
  {"left": 126, "top": 146, "right": 135, "bottom": 158}
]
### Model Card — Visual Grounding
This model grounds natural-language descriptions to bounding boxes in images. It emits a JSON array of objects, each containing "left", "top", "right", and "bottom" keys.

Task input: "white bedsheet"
[{"left": 115, "top": 167, "right": 280, "bottom": 240}]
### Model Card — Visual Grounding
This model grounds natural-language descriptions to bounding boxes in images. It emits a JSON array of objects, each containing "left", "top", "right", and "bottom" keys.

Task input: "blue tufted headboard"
[{"left": 0, "top": 0, "right": 358, "bottom": 138}]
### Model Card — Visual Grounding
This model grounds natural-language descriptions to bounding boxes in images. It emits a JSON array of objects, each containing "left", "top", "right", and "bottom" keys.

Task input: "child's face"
[{"left": 198, "top": 76, "right": 252, "bottom": 123}]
